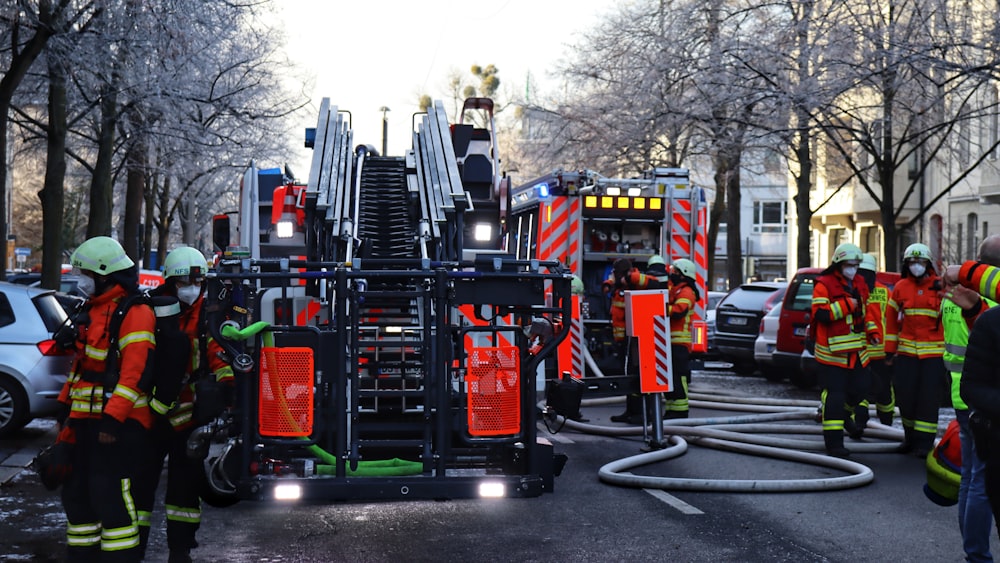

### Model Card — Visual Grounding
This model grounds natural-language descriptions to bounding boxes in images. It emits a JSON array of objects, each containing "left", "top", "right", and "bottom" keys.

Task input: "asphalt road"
[{"left": 2, "top": 366, "right": 995, "bottom": 562}]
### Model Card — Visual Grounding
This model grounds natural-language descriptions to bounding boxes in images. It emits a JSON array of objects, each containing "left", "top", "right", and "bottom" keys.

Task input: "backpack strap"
[{"left": 105, "top": 292, "right": 150, "bottom": 379}]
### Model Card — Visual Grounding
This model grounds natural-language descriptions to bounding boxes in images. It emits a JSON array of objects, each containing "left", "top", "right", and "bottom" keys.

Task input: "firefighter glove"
[{"left": 98, "top": 414, "right": 124, "bottom": 443}]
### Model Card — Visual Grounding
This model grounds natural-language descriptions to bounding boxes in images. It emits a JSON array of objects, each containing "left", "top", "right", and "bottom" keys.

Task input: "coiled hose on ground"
[{"left": 543, "top": 380, "right": 905, "bottom": 493}]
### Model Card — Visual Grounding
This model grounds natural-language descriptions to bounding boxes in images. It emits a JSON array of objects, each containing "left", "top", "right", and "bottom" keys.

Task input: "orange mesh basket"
[
  {"left": 258, "top": 346, "right": 314, "bottom": 437},
  {"left": 466, "top": 346, "right": 520, "bottom": 436}
]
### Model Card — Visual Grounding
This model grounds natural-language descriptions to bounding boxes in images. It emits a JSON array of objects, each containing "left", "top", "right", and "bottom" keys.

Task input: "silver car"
[{"left": 0, "top": 282, "right": 75, "bottom": 437}]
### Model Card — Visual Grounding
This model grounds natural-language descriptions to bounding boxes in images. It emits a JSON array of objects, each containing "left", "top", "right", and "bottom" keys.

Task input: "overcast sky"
[{"left": 276, "top": 0, "right": 613, "bottom": 174}]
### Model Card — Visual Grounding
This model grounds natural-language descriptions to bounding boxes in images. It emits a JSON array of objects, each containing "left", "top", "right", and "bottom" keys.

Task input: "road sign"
[{"left": 14, "top": 247, "right": 30, "bottom": 257}]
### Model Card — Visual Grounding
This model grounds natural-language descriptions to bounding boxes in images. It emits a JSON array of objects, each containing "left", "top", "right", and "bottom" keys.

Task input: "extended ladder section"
[{"left": 303, "top": 99, "right": 472, "bottom": 263}]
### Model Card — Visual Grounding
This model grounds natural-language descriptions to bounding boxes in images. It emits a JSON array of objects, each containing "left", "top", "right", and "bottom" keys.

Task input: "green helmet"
[
  {"left": 71, "top": 236, "right": 134, "bottom": 275},
  {"left": 860, "top": 253, "right": 878, "bottom": 272},
  {"left": 831, "top": 243, "right": 863, "bottom": 264},
  {"left": 570, "top": 275, "right": 585, "bottom": 295},
  {"left": 903, "top": 243, "right": 932, "bottom": 262},
  {"left": 647, "top": 255, "right": 666, "bottom": 268},
  {"left": 163, "top": 246, "right": 209, "bottom": 280},
  {"left": 672, "top": 258, "right": 696, "bottom": 279}
]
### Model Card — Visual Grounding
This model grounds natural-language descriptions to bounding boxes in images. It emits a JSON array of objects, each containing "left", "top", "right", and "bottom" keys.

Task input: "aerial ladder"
[{"left": 199, "top": 99, "right": 570, "bottom": 503}]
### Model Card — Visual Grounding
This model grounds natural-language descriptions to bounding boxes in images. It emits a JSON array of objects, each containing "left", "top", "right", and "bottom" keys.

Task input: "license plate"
[
  {"left": 794, "top": 327, "right": 807, "bottom": 336},
  {"left": 727, "top": 317, "right": 748, "bottom": 326}
]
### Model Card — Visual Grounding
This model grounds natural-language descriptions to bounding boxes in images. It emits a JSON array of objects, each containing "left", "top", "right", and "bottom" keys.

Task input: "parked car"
[
  {"left": 0, "top": 282, "right": 76, "bottom": 437},
  {"left": 714, "top": 281, "right": 786, "bottom": 374},
  {"left": 774, "top": 268, "right": 822, "bottom": 387},
  {"left": 753, "top": 302, "right": 783, "bottom": 380},
  {"left": 701, "top": 290, "right": 728, "bottom": 360}
]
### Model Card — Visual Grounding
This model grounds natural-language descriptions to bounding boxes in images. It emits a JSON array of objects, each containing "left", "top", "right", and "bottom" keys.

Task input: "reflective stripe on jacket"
[{"left": 668, "top": 283, "right": 696, "bottom": 348}]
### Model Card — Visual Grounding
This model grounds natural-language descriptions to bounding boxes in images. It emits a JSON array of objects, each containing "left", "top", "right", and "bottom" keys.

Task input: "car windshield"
[{"left": 708, "top": 293, "right": 725, "bottom": 311}]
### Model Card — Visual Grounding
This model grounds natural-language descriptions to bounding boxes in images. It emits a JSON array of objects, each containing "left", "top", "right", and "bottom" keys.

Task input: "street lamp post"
[{"left": 379, "top": 106, "right": 390, "bottom": 155}]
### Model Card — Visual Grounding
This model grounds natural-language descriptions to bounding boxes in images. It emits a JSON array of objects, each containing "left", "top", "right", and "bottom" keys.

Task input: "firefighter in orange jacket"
[
  {"left": 134, "top": 247, "right": 234, "bottom": 563},
  {"left": 856, "top": 253, "right": 896, "bottom": 427},
  {"left": 604, "top": 258, "right": 644, "bottom": 423},
  {"left": 885, "top": 242, "right": 947, "bottom": 457},
  {"left": 811, "top": 243, "right": 874, "bottom": 457},
  {"left": 663, "top": 258, "right": 699, "bottom": 419},
  {"left": 57, "top": 236, "right": 156, "bottom": 562}
]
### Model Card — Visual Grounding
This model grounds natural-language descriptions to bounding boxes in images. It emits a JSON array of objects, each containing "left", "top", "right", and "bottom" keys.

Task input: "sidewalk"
[{"left": 0, "top": 420, "right": 57, "bottom": 486}]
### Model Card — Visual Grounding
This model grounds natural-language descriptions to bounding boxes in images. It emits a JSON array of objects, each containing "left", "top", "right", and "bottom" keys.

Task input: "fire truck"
[
  {"left": 198, "top": 98, "right": 572, "bottom": 503},
  {"left": 507, "top": 169, "right": 709, "bottom": 399}
]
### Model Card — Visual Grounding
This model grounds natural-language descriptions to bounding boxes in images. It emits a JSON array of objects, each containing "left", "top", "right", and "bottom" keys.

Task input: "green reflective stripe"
[
  {"left": 136, "top": 511, "right": 152, "bottom": 526},
  {"left": 913, "top": 420, "right": 938, "bottom": 434},
  {"left": 165, "top": 504, "right": 202, "bottom": 524},
  {"left": 823, "top": 419, "right": 844, "bottom": 431},
  {"left": 812, "top": 296, "right": 830, "bottom": 305},
  {"left": 831, "top": 302, "right": 844, "bottom": 319},
  {"left": 903, "top": 308, "right": 939, "bottom": 317},
  {"left": 815, "top": 346, "right": 849, "bottom": 367},
  {"left": 85, "top": 344, "right": 109, "bottom": 360},
  {"left": 111, "top": 385, "right": 140, "bottom": 403},
  {"left": 980, "top": 268, "right": 1000, "bottom": 296},
  {"left": 119, "top": 330, "right": 155, "bottom": 349},
  {"left": 170, "top": 408, "right": 193, "bottom": 428},
  {"left": 150, "top": 398, "right": 172, "bottom": 415},
  {"left": 215, "top": 365, "right": 235, "bottom": 382}
]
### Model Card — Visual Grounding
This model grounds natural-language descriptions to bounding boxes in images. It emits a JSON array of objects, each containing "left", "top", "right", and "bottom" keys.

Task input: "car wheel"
[
  {"left": 733, "top": 361, "right": 756, "bottom": 375},
  {"left": 0, "top": 375, "right": 30, "bottom": 438}
]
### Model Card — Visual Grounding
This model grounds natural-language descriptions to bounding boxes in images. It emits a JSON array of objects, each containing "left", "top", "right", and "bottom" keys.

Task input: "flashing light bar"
[
  {"left": 583, "top": 195, "right": 663, "bottom": 211},
  {"left": 606, "top": 186, "right": 621, "bottom": 196}
]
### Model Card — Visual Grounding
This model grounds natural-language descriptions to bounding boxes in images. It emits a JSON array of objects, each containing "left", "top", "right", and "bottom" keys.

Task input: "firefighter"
[
  {"left": 811, "top": 242, "right": 873, "bottom": 457},
  {"left": 662, "top": 258, "right": 699, "bottom": 419},
  {"left": 885, "top": 242, "right": 947, "bottom": 457},
  {"left": 855, "top": 253, "right": 895, "bottom": 429},
  {"left": 605, "top": 258, "right": 644, "bottom": 423},
  {"left": 134, "top": 246, "right": 234, "bottom": 563},
  {"left": 57, "top": 236, "right": 156, "bottom": 562}
]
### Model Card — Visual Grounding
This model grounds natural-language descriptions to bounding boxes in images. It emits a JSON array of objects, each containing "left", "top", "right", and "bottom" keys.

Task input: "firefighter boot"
[
  {"left": 877, "top": 408, "right": 894, "bottom": 426},
  {"left": 848, "top": 407, "right": 868, "bottom": 440},
  {"left": 824, "top": 430, "right": 850, "bottom": 458},
  {"left": 168, "top": 550, "right": 193, "bottom": 563},
  {"left": 611, "top": 394, "right": 644, "bottom": 424},
  {"left": 896, "top": 427, "right": 915, "bottom": 454}
]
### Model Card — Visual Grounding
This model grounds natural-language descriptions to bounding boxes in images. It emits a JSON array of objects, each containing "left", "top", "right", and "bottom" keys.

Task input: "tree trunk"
[
  {"left": 38, "top": 51, "right": 67, "bottom": 291},
  {"left": 122, "top": 139, "right": 145, "bottom": 263},
  {"left": 794, "top": 120, "right": 813, "bottom": 269},
  {"left": 707, "top": 175, "right": 726, "bottom": 292},
  {"left": 724, "top": 150, "right": 744, "bottom": 289},
  {"left": 87, "top": 81, "right": 117, "bottom": 238}
]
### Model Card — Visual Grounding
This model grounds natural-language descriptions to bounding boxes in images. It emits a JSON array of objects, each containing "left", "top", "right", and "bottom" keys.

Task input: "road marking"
[{"left": 643, "top": 487, "right": 704, "bottom": 514}]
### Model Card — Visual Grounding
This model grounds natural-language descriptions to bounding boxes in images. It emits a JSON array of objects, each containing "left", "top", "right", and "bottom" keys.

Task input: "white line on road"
[{"left": 643, "top": 487, "right": 704, "bottom": 514}]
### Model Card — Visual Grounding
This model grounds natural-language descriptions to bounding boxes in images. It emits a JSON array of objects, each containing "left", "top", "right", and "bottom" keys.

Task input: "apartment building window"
[
  {"left": 968, "top": 213, "right": 980, "bottom": 260},
  {"left": 752, "top": 201, "right": 786, "bottom": 233}
]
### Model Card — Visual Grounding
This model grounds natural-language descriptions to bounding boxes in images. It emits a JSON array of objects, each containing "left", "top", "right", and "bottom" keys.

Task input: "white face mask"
[
  {"left": 76, "top": 275, "right": 95, "bottom": 297},
  {"left": 908, "top": 263, "right": 927, "bottom": 277},
  {"left": 176, "top": 285, "right": 202, "bottom": 306},
  {"left": 842, "top": 266, "right": 858, "bottom": 280}
]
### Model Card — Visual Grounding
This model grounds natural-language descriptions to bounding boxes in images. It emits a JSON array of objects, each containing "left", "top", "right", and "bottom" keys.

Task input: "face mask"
[
  {"left": 177, "top": 285, "right": 202, "bottom": 306},
  {"left": 908, "top": 263, "right": 927, "bottom": 277},
  {"left": 841, "top": 266, "right": 858, "bottom": 280},
  {"left": 76, "top": 275, "right": 95, "bottom": 297}
]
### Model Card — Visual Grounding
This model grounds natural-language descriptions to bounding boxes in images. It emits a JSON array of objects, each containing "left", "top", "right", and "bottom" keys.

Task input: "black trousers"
[
  {"left": 61, "top": 418, "right": 148, "bottom": 563},
  {"left": 134, "top": 421, "right": 203, "bottom": 553}
]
